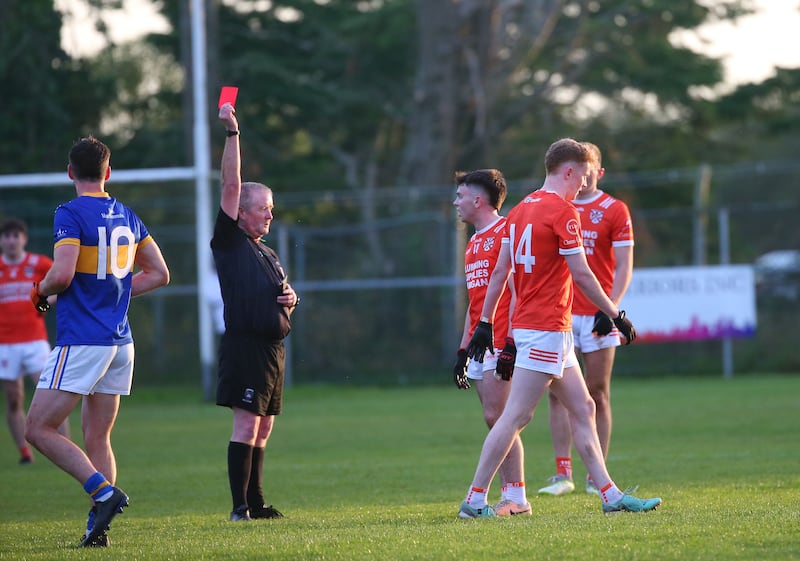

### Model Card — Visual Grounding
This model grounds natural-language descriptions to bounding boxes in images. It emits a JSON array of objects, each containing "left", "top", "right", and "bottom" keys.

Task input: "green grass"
[{"left": 1, "top": 375, "right": 799, "bottom": 560}]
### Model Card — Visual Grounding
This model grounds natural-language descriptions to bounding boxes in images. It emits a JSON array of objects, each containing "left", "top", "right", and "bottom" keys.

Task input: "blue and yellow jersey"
[{"left": 52, "top": 193, "right": 153, "bottom": 346}]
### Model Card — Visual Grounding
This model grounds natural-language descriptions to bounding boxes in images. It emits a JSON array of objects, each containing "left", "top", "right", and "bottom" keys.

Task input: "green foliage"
[
  {"left": 6, "top": 0, "right": 796, "bottom": 209},
  {"left": 210, "top": 0, "right": 415, "bottom": 190},
  {"left": 4, "top": 2, "right": 800, "bottom": 381},
  {"left": 0, "top": 1, "right": 112, "bottom": 173},
  {"left": 715, "top": 67, "right": 800, "bottom": 154},
  {"left": 545, "top": 1, "right": 724, "bottom": 102},
  {"left": 496, "top": 1, "right": 745, "bottom": 182},
  {"left": 90, "top": 42, "right": 187, "bottom": 168},
  {"left": 1, "top": 376, "right": 799, "bottom": 560}
]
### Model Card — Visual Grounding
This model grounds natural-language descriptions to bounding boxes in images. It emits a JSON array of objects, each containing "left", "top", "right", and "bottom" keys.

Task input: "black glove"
[
  {"left": 466, "top": 321, "right": 493, "bottom": 363},
  {"left": 591, "top": 310, "right": 614, "bottom": 336},
  {"left": 453, "top": 348, "right": 470, "bottom": 390},
  {"left": 613, "top": 310, "right": 636, "bottom": 345},
  {"left": 495, "top": 338, "right": 516, "bottom": 381},
  {"left": 30, "top": 282, "right": 50, "bottom": 313}
]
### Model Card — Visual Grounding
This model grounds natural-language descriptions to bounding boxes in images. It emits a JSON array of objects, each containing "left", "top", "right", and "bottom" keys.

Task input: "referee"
[{"left": 213, "top": 102, "right": 300, "bottom": 521}]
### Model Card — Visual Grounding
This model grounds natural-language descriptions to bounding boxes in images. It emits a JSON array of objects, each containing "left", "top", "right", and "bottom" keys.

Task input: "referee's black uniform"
[{"left": 211, "top": 208, "right": 291, "bottom": 416}]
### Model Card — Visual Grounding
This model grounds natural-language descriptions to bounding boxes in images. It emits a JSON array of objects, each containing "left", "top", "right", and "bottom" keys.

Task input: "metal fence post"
[
  {"left": 719, "top": 207, "right": 734, "bottom": 378},
  {"left": 693, "top": 164, "right": 712, "bottom": 266}
]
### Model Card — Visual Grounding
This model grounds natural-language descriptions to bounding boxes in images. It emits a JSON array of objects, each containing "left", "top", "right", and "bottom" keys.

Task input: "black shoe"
[
  {"left": 81, "top": 487, "right": 128, "bottom": 547},
  {"left": 81, "top": 506, "right": 110, "bottom": 547},
  {"left": 81, "top": 532, "right": 110, "bottom": 547},
  {"left": 230, "top": 504, "right": 251, "bottom": 521},
  {"left": 249, "top": 504, "right": 284, "bottom": 519},
  {"left": 19, "top": 456, "right": 33, "bottom": 465}
]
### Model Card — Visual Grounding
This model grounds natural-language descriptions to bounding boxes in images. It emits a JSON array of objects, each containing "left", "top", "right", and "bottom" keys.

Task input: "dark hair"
[
  {"left": 544, "top": 138, "right": 590, "bottom": 174},
  {"left": 454, "top": 169, "right": 507, "bottom": 210},
  {"left": 0, "top": 217, "right": 27, "bottom": 236},
  {"left": 69, "top": 136, "right": 111, "bottom": 181}
]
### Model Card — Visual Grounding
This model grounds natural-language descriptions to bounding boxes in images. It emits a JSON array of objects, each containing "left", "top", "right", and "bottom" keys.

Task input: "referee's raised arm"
[{"left": 218, "top": 102, "right": 241, "bottom": 220}]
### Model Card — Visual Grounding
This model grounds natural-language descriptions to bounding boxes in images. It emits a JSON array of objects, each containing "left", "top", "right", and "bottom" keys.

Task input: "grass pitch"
[{"left": 1, "top": 374, "right": 798, "bottom": 560}]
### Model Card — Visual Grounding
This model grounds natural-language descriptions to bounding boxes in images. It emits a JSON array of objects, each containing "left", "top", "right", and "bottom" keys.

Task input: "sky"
[
  {"left": 56, "top": 0, "right": 800, "bottom": 88},
  {"left": 56, "top": 0, "right": 170, "bottom": 55},
  {"left": 673, "top": 0, "right": 800, "bottom": 86}
]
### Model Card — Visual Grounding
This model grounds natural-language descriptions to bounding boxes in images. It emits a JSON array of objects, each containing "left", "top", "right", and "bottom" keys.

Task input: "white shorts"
[
  {"left": 0, "top": 341, "right": 51, "bottom": 381},
  {"left": 512, "top": 329, "right": 578, "bottom": 378},
  {"left": 37, "top": 344, "right": 135, "bottom": 396},
  {"left": 466, "top": 348, "right": 500, "bottom": 381},
  {"left": 572, "top": 314, "right": 621, "bottom": 353}
]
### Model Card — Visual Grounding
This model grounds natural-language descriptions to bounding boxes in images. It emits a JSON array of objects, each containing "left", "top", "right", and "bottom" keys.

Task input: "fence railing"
[{"left": 2, "top": 161, "right": 799, "bottom": 388}]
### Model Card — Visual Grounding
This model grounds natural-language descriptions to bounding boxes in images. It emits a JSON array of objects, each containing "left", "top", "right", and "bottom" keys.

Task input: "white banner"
[{"left": 622, "top": 265, "right": 756, "bottom": 342}]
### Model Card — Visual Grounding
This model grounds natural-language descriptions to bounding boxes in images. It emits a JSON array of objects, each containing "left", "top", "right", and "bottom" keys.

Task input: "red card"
[{"left": 218, "top": 86, "right": 239, "bottom": 108}]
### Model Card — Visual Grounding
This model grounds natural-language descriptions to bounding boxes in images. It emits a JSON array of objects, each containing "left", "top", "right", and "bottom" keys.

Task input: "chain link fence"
[{"left": 2, "top": 161, "right": 799, "bottom": 388}]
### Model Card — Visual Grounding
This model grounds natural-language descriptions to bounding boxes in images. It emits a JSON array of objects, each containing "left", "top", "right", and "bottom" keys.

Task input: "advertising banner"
[{"left": 622, "top": 265, "right": 756, "bottom": 342}]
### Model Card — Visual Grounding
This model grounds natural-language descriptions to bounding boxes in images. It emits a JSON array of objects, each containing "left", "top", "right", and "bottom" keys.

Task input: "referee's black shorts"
[{"left": 216, "top": 333, "right": 284, "bottom": 416}]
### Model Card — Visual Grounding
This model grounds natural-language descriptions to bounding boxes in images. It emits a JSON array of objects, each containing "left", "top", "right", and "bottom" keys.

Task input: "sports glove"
[
  {"left": 495, "top": 338, "right": 516, "bottom": 381},
  {"left": 466, "top": 321, "right": 493, "bottom": 363},
  {"left": 591, "top": 310, "right": 614, "bottom": 336},
  {"left": 453, "top": 348, "right": 470, "bottom": 390},
  {"left": 613, "top": 310, "right": 636, "bottom": 345},
  {"left": 30, "top": 282, "right": 50, "bottom": 313}
]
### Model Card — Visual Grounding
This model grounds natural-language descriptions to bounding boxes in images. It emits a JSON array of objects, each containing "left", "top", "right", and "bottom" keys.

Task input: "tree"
[
  {"left": 18, "top": 0, "right": 765, "bottom": 247},
  {"left": 121, "top": 0, "right": 759, "bottom": 276},
  {"left": 0, "top": 0, "right": 113, "bottom": 173},
  {"left": 404, "top": 0, "right": 755, "bottom": 186},
  {"left": 212, "top": 0, "right": 418, "bottom": 272},
  {"left": 715, "top": 67, "right": 800, "bottom": 160}
]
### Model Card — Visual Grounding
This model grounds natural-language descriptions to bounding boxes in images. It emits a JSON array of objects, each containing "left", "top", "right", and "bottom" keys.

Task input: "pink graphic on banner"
[{"left": 636, "top": 315, "right": 756, "bottom": 343}]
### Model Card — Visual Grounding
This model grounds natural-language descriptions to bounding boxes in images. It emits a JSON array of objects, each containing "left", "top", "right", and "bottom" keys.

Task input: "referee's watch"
[{"left": 226, "top": 129, "right": 240, "bottom": 137}]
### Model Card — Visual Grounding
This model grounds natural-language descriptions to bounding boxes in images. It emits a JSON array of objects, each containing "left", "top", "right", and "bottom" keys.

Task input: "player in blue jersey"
[{"left": 24, "top": 137, "right": 170, "bottom": 547}]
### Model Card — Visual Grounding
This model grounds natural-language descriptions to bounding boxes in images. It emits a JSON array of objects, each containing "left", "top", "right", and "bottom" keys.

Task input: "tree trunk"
[{"left": 400, "top": 0, "right": 461, "bottom": 188}]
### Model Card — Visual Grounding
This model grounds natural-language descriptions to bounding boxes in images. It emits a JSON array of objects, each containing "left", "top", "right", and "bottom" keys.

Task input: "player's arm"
[
  {"left": 478, "top": 242, "right": 512, "bottom": 322},
  {"left": 36, "top": 244, "right": 79, "bottom": 297},
  {"left": 504, "top": 275, "right": 516, "bottom": 339},
  {"left": 458, "top": 309, "right": 471, "bottom": 349},
  {"left": 566, "top": 249, "right": 636, "bottom": 343},
  {"left": 131, "top": 238, "right": 170, "bottom": 297},
  {"left": 493, "top": 276, "right": 518, "bottom": 381},
  {"left": 219, "top": 103, "right": 241, "bottom": 220},
  {"left": 609, "top": 243, "right": 633, "bottom": 305},
  {"left": 565, "top": 251, "right": 619, "bottom": 319},
  {"left": 466, "top": 244, "right": 512, "bottom": 362},
  {"left": 452, "top": 310, "right": 472, "bottom": 389}
]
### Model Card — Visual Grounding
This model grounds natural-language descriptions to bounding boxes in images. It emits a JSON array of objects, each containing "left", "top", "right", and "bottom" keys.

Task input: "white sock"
[
  {"left": 600, "top": 482, "right": 624, "bottom": 504},
  {"left": 465, "top": 486, "right": 488, "bottom": 508},
  {"left": 503, "top": 481, "right": 527, "bottom": 504}
]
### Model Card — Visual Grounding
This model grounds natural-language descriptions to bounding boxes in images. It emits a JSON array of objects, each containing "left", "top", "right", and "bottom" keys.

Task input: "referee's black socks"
[
  {"left": 227, "top": 441, "right": 253, "bottom": 509},
  {"left": 247, "top": 446, "right": 266, "bottom": 508}
]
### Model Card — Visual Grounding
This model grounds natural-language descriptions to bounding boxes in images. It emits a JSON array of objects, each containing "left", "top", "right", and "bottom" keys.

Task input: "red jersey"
[
  {"left": 505, "top": 190, "right": 583, "bottom": 332},
  {"left": 465, "top": 217, "right": 511, "bottom": 348},
  {"left": 571, "top": 191, "right": 633, "bottom": 315},
  {"left": 0, "top": 252, "right": 52, "bottom": 343}
]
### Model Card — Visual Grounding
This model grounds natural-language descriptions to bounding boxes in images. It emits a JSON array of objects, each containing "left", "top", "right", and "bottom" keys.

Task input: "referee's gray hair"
[{"left": 240, "top": 182, "right": 272, "bottom": 209}]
